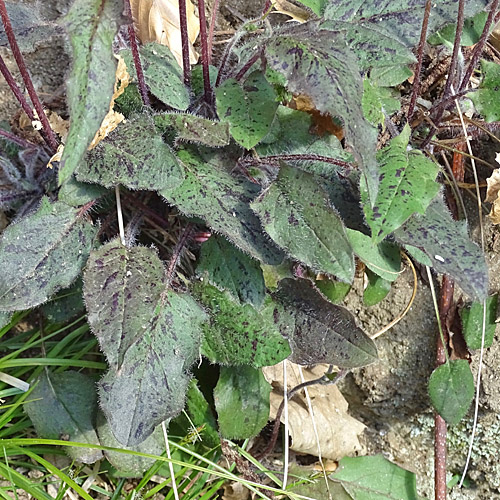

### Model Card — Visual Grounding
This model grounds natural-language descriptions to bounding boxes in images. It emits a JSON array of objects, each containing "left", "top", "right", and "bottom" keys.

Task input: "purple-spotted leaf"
[
  {"left": 273, "top": 278, "right": 377, "bottom": 368},
  {"left": 393, "top": 195, "right": 488, "bottom": 301},
  {"left": 83, "top": 239, "right": 165, "bottom": 370},
  {"left": 251, "top": 163, "right": 354, "bottom": 282},
  {"left": 0, "top": 198, "right": 97, "bottom": 311},
  {"left": 428, "top": 360, "right": 474, "bottom": 426},
  {"left": 59, "top": 0, "right": 124, "bottom": 185},
  {"left": 25, "top": 371, "right": 102, "bottom": 464},
  {"left": 99, "top": 290, "right": 206, "bottom": 446},
  {"left": 160, "top": 149, "right": 284, "bottom": 265},
  {"left": 76, "top": 115, "right": 184, "bottom": 191},
  {"left": 362, "top": 125, "right": 440, "bottom": 243}
]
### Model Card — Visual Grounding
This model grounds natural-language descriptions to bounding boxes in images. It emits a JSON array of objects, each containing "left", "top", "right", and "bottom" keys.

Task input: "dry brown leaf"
[
  {"left": 222, "top": 482, "right": 251, "bottom": 500},
  {"left": 485, "top": 164, "right": 500, "bottom": 224},
  {"left": 130, "top": 0, "right": 199, "bottom": 69},
  {"left": 262, "top": 361, "right": 366, "bottom": 461},
  {"left": 272, "top": 0, "right": 311, "bottom": 23}
]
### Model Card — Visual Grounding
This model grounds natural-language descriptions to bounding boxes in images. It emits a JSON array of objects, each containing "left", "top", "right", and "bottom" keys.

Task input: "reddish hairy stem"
[
  {"left": 198, "top": 0, "right": 213, "bottom": 105},
  {"left": 0, "top": 128, "right": 39, "bottom": 150},
  {"left": 234, "top": 50, "right": 261, "bottom": 81},
  {"left": 178, "top": 0, "right": 191, "bottom": 86},
  {"left": 0, "top": 0, "right": 58, "bottom": 153},
  {"left": 207, "top": 0, "right": 220, "bottom": 65},
  {"left": 164, "top": 223, "right": 193, "bottom": 290}
]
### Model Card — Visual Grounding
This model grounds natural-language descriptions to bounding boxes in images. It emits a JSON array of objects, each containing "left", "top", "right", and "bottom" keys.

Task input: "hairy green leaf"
[
  {"left": 59, "top": 0, "right": 123, "bottom": 185},
  {"left": 122, "top": 42, "right": 190, "bottom": 110},
  {"left": 295, "top": 0, "right": 327, "bottom": 16},
  {"left": 58, "top": 176, "right": 108, "bottom": 207},
  {"left": 362, "top": 79, "right": 400, "bottom": 128},
  {"left": 83, "top": 239, "right": 165, "bottom": 370},
  {"left": 370, "top": 65, "right": 413, "bottom": 87},
  {"left": 160, "top": 149, "right": 284, "bottom": 265},
  {"left": 154, "top": 113, "right": 230, "bottom": 147},
  {"left": 363, "top": 270, "right": 392, "bottom": 307},
  {"left": 99, "top": 290, "right": 206, "bottom": 446},
  {"left": 428, "top": 360, "right": 474, "bottom": 426},
  {"left": 77, "top": 115, "right": 184, "bottom": 191},
  {"left": 393, "top": 195, "right": 488, "bottom": 301},
  {"left": 214, "top": 366, "right": 271, "bottom": 440},
  {"left": 42, "top": 279, "right": 85, "bottom": 323},
  {"left": 216, "top": 72, "right": 278, "bottom": 149},
  {"left": 264, "top": 24, "right": 379, "bottom": 200},
  {"left": 469, "top": 60, "right": 500, "bottom": 122},
  {"left": 0, "top": 198, "right": 97, "bottom": 311},
  {"left": 25, "top": 371, "right": 102, "bottom": 464},
  {"left": 315, "top": 278, "right": 351, "bottom": 304},
  {"left": 460, "top": 294, "right": 498, "bottom": 350},
  {"left": 0, "top": 311, "right": 12, "bottom": 330},
  {"left": 197, "top": 235, "right": 266, "bottom": 308},
  {"left": 363, "top": 125, "right": 440, "bottom": 243},
  {"left": 251, "top": 164, "right": 354, "bottom": 282},
  {"left": 273, "top": 278, "right": 377, "bottom": 368},
  {"left": 429, "top": 11, "right": 490, "bottom": 47},
  {"left": 331, "top": 455, "right": 418, "bottom": 500},
  {"left": 195, "top": 282, "right": 291, "bottom": 368}
]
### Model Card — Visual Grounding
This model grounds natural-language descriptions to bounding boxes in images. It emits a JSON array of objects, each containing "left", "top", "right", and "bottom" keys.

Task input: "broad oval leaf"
[
  {"left": 251, "top": 163, "right": 354, "bottom": 283},
  {"left": 25, "top": 371, "right": 102, "bottom": 464},
  {"left": 214, "top": 366, "right": 271, "bottom": 440},
  {"left": 469, "top": 60, "right": 500, "bottom": 122},
  {"left": 76, "top": 115, "right": 184, "bottom": 191},
  {"left": 273, "top": 278, "right": 378, "bottom": 368},
  {"left": 0, "top": 198, "right": 97, "bottom": 311},
  {"left": 215, "top": 71, "right": 278, "bottom": 149},
  {"left": 83, "top": 239, "right": 165, "bottom": 370},
  {"left": 428, "top": 360, "right": 475, "bottom": 426},
  {"left": 363, "top": 270, "right": 392, "bottom": 307},
  {"left": 59, "top": 0, "right": 124, "bottom": 185},
  {"left": 460, "top": 294, "right": 498, "bottom": 350},
  {"left": 393, "top": 195, "right": 489, "bottom": 301},
  {"left": 99, "top": 290, "right": 206, "bottom": 446}
]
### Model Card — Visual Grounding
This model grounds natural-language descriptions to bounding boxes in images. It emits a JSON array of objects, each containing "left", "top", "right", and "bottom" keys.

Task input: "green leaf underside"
[
  {"left": 251, "top": 163, "right": 354, "bottom": 282},
  {"left": 362, "top": 79, "right": 400, "bottom": 128},
  {"left": 196, "top": 282, "right": 291, "bottom": 368},
  {"left": 160, "top": 149, "right": 284, "bottom": 265},
  {"left": 469, "top": 60, "right": 500, "bottom": 122},
  {"left": 370, "top": 65, "right": 413, "bottom": 87},
  {"left": 428, "top": 360, "right": 475, "bottom": 426},
  {"left": 122, "top": 42, "right": 190, "bottom": 110},
  {"left": 331, "top": 455, "right": 418, "bottom": 500},
  {"left": 99, "top": 290, "right": 207, "bottom": 446},
  {"left": 214, "top": 366, "right": 271, "bottom": 440},
  {"left": 197, "top": 235, "right": 266, "bottom": 308},
  {"left": 394, "top": 196, "right": 489, "bottom": 301},
  {"left": 216, "top": 72, "right": 278, "bottom": 149},
  {"left": 315, "top": 278, "right": 351, "bottom": 304},
  {"left": 363, "top": 125, "right": 440, "bottom": 243},
  {"left": 295, "top": 0, "right": 327, "bottom": 16},
  {"left": 273, "top": 278, "right": 377, "bottom": 368},
  {"left": 363, "top": 270, "right": 392, "bottom": 307},
  {"left": 346, "top": 229, "right": 400, "bottom": 282},
  {"left": 59, "top": 0, "right": 123, "bottom": 185},
  {"left": 264, "top": 24, "right": 379, "bottom": 201},
  {"left": 153, "top": 113, "right": 230, "bottom": 147},
  {"left": 25, "top": 371, "right": 102, "bottom": 464},
  {"left": 460, "top": 294, "right": 498, "bottom": 350},
  {"left": 83, "top": 239, "right": 165, "bottom": 370},
  {"left": 58, "top": 176, "right": 108, "bottom": 207},
  {"left": 0, "top": 198, "right": 97, "bottom": 311},
  {"left": 77, "top": 115, "right": 184, "bottom": 191}
]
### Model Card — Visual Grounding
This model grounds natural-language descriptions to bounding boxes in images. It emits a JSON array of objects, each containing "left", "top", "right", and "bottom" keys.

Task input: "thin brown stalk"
[
  {"left": 178, "top": 0, "right": 191, "bottom": 86},
  {"left": 164, "top": 223, "right": 193, "bottom": 290},
  {"left": 198, "top": 0, "right": 213, "bottom": 105},
  {"left": 0, "top": 128, "right": 39, "bottom": 150}
]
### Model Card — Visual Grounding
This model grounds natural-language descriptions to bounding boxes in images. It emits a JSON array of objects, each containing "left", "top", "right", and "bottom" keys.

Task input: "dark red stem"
[
  {"left": 207, "top": 0, "right": 220, "bottom": 65},
  {"left": 235, "top": 50, "right": 262, "bottom": 81},
  {"left": 408, "top": 0, "right": 432, "bottom": 123},
  {"left": 124, "top": 0, "right": 150, "bottom": 107},
  {"left": 0, "top": 128, "right": 39, "bottom": 150},
  {"left": 178, "top": 0, "right": 191, "bottom": 87},
  {"left": 0, "top": 0, "right": 58, "bottom": 153},
  {"left": 164, "top": 223, "right": 193, "bottom": 290},
  {"left": 198, "top": 0, "right": 213, "bottom": 105}
]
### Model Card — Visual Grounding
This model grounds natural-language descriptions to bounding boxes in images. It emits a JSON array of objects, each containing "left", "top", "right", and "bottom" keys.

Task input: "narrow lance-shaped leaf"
[
  {"left": 273, "top": 278, "right": 378, "bottom": 368},
  {"left": 251, "top": 163, "right": 354, "bottom": 283},
  {"left": 59, "top": 0, "right": 124, "bottom": 185},
  {"left": 99, "top": 290, "right": 207, "bottom": 446},
  {"left": 83, "top": 239, "right": 165, "bottom": 370},
  {"left": 0, "top": 198, "right": 97, "bottom": 311}
]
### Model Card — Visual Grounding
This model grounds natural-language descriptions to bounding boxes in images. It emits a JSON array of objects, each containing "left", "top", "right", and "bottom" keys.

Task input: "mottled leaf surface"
[
  {"left": 77, "top": 115, "right": 184, "bottom": 191},
  {"left": 195, "top": 282, "right": 291, "bottom": 368},
  {"left": 264, "top": 24, "right": 379, "bottom": 200},
  {"left": 295, "top": 0, "right": 327, "bottom": 16},
  {"left": 83, "top": 239, "right": 165, "bottom": 370},
  {"left": 42, "top": 279, "right": 85, "bottom": 323},
  {"left": 469, "top": 60, "right": 500, "bottom": 122},
  {"left": 362, "top": 79, "right": 400, "bottom": 128},
  {"left": 214, "top": 366, "right": 271, "bottom": 440},
  {"left": 370, "top": 65, "right": 413, "bottom": 87},
  {"left": 428, "top": 360, "right": 474, "bottom": 426},
  {"left": 59, "top": 0, "right": 123, "bottom": 185},
  {"left": 197, "top": 235, "right": 266, "bottom": 308},
  {"left": 160, "top": 149, "right": 284, "bottom": 265},
  {"left": 25, "top": 371, "right": 102, "bottom": 464},
  {"left": 58, "top": 176, "right": 108, "bottom": 207},
  {"left": 99, "top": 290, "right": 206, "bottom": 446},
  {"left": 154, "top": 113, "right": 230, "bottom": 147},
  {"left": 363, "top": 125, "right": 440, "bottom": 243},
  {"left": 251, "top": 164, "right": 354, "bottom": 282},
  {"left": 460, "top": 294, "right": 498, "bottom": 350},
  {"left": 393, "top": 196, "right": 488, "bottom": 301},
  {"left": 0, "top": 198, "right": 97, "bottom": 311},
  {"left": 122, "top": 42, "right": 190, "bottom": 110},
  {"left": 273, "top": 278, "right": 377, "bottom": 368},
  {"left": 216, "top": 72, "right": 278, "bottom": 149},
  {"left": 0, "top": 311, "right": 12, "bottom": 330}
]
